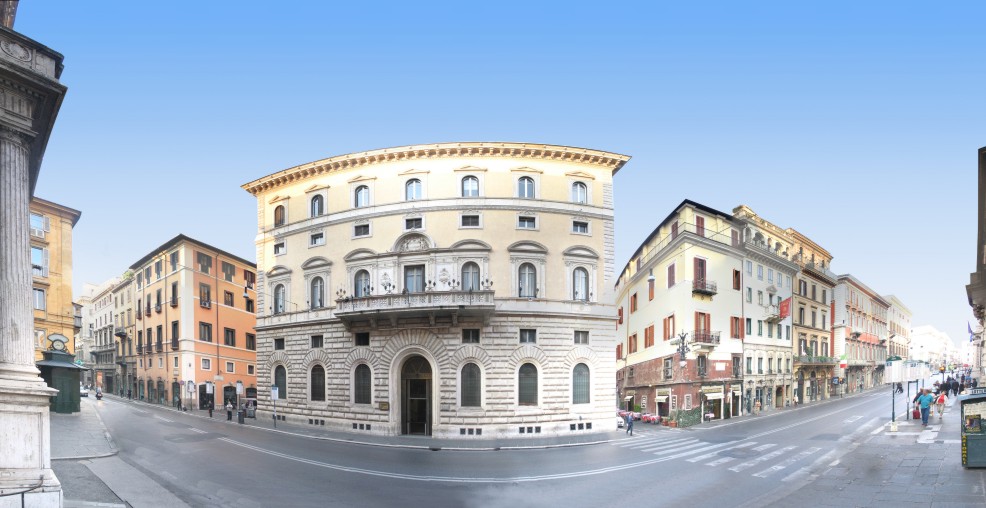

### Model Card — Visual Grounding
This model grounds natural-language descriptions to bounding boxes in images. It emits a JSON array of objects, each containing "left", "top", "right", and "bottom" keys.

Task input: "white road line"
[
  {"left": 781, "top": 466, "right": 812, "bottom": 483},
  {"left": 751, "top": 443, "right": 777, "bottom": 452},
  {"left": 752, "top": 447, "right": 821, "bottom": 478},
  {"left": 687, "top": 441, "right": 755, "bottom": 462},
  {"left": 189, "top": 428, "right": 207, "bottom": 434},
  {"left": 705, "top": 456, "right": 738, "bottom": 467},
  {"left": 154, "top": 416, "right": 173, "bottom": 423},
  {"left": 643, "top": 439, "right": 703, "bottom": 454},
  {"left": 843, "top": 416, "right": 862, "bottom": 423},
  {"left": 729, "top": 446, "right": 796, "bottom": 472},
  {"left": 617, "top": 437, "right": 694, "bottom": 449}
]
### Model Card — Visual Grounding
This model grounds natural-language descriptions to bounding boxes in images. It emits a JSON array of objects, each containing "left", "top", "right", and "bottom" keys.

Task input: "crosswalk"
[{"left": 610, "top": 433, "right": 825, "bottom": 481}]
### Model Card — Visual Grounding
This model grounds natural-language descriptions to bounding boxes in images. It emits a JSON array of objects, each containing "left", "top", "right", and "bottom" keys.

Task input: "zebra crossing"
[{"left": 610, "top": 432, "right": 824, "bottom": 480}]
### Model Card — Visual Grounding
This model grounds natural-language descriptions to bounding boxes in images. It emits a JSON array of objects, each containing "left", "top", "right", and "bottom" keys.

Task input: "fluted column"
[{"left": 0, "top": 126, "right": 36, "bottom": 375}]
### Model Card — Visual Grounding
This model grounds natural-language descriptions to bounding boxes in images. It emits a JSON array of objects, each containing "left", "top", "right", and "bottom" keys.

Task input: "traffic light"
[{"left": 940, "top": 366, "right": 945, "bottom": 373}]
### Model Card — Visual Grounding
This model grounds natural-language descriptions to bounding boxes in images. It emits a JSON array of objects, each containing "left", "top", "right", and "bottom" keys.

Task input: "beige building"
[
  {"left": 833, "top": 274, "right": 889, "bottom": 392},
  {"left": 884, "top": 294, "right": 912, "bottom": 360},
  {"left": 242, "top": 142, "right": 628, "bottom": 438},
  {"left": 30, "top": 197, "right": 82, "bottom": 359},
  {"left": 786, "top": 230, "right": 838, "bottom": 402}
]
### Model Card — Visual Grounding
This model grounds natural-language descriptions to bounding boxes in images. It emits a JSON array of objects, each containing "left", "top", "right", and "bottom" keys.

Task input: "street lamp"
[{"left": 674, "top": 330, "right": 690, "bottom": 368}]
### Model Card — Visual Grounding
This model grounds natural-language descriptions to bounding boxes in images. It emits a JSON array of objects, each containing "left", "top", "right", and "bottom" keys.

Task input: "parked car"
[
  {"left": 616, "top": 416, "right": 625, "bottom": 428},
  {"left": 80, "top": 385, "right": 88, "bottom": 397}
]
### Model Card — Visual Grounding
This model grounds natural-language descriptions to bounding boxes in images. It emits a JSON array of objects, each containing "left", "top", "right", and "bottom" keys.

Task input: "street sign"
[{"left": 271, "top": 386, "right": 279, "bottom": 400}]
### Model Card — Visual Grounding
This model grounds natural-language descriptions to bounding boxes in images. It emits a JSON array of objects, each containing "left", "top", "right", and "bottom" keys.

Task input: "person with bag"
[{"left": 916, "top": 389, "right": 935, "bottom": 426}]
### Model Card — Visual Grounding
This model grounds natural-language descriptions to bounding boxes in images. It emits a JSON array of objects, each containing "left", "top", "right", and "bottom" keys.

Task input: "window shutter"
[
  {"left": 694, "top": 312, "right": 700, "bottom": 333},
  {"left": 705, "top": 313, "right": 711, "bottom": 331},
  {"left": 730, "top": 318, "right": 735, "bottom": 339},
  {"left": 43, "top": 216, "right": 50, "bottom": 232}
]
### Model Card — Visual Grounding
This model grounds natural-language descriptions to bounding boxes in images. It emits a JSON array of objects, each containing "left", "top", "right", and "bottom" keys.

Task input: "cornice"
[{"left": 242, "top": 142, "right": 632, "bottom": 196}]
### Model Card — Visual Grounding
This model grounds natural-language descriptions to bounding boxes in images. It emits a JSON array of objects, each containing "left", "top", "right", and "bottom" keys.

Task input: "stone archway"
[{"left": 400, "top": 355, "right": 432, "bottom": 436}]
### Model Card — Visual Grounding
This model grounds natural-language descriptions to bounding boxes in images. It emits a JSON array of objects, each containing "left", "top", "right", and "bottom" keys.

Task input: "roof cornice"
[{"left": 241, "top": 142, "right": 631, "bottom": 196}]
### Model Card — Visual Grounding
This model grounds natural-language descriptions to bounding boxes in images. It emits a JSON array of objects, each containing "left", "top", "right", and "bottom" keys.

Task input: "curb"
[{"left": 52, "top": 398, "right": 120, "bottom": 461}]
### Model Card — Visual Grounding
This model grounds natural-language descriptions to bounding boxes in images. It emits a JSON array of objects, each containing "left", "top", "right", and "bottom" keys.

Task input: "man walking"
[
  {"left": 625, "top": 413, "right": 633, "bottom": 436},
  {"left": 916, "top": 388, "right": 935, "bottom": 426}
]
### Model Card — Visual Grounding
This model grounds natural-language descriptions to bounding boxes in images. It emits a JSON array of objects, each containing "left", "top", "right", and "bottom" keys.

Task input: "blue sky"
[{"left": 18, "top": 1, "right": 985, "bottom": 349}]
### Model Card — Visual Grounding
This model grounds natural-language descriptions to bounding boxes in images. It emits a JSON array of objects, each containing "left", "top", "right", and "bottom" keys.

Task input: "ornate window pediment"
[
  {"left": 507, "top": 240, "right": 548, "bottom": 255},
  {"left": 563, "top": 246, "right": 599, "bottom": 259},
  {"left": 267, "top": 265, "right": 292, "bottom": 278},
  {"left": 449, "top": 239, "right": 492, "bottom": 251},
  {"left": 393, "top": 232, "right": 434, "bottom": 253},
  {"left": 565, "top": 170, "right": 596, "bottom": 180},
  {"left": 344, "top": 248, "right": 377, "bottom": 261},
  {"left": 301, "top": 256, "right": 332, "bottom": 270}
]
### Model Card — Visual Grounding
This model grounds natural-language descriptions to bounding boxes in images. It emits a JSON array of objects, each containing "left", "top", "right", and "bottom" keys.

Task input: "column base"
[{"left": 0, "top": 364, "right": 62, "bottom": 504}]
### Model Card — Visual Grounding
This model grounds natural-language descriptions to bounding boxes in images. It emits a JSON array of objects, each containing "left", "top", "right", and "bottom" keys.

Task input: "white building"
[{"left": 833, "top": 274, "right": 889, "bottom": 392}]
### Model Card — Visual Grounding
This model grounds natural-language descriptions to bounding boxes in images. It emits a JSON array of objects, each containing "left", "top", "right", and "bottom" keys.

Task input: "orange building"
[
  {"left": 30, "top": 197, "right": 82, "bottom": 360},
  {"left": 127, "top": 235, "right": 257, "bottom": 409}
]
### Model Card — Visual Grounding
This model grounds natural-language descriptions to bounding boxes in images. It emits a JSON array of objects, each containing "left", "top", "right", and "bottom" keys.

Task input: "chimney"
[{"left": 0, "top": 1, "right": 17, "bottom": 29}]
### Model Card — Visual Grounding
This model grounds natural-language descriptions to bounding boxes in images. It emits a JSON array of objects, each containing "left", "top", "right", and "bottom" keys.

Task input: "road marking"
[
  {"left": 752, "top": 447, "right": 821, "bottom": 478},
  {"left": 618, "top": 437, "right": 695, "bottom": 449},
  {"left": 729, "top": 446, "right": 796, "bottom": 472},
  {"left": 687, "top": 441, "right": 755, "bottom": 462},
  {"left": 705, "top": 456, "right": 737, "bottom": 467},
  {"left": 154, "top": 416, "right": 173, "bottom": 423},
  {"left": 751, "top": 443, "right": 777, "bottom": 452},
  {"left": 843, "top": 416, "right": 862, "bottom": 423},
  {"left": 189, "top": 428, "right": 207, "bottom": 434},
  {"left": 646, "top": 440, "right": 705, "bottom": 454}
]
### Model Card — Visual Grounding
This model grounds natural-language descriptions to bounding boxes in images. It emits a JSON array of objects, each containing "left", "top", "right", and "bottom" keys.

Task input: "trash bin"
[
  {"left": 237, "top": 409, "right": 245, "bottom": 425},
  {"left": 959, "top": 388, "right": 986, "bottom": 468}
]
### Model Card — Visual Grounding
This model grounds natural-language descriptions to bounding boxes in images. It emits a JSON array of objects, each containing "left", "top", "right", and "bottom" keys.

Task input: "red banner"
[{"left": 779, "top": 297, "right": 791, "bottom": 319}]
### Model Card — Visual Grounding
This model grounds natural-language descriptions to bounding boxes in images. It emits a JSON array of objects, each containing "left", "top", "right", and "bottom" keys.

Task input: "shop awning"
[
  {"left": 624, "top": 396, "right": 634, "bottom": 401},
  {"left": 704, "top": 393, "right": 724, "bottom": 400},
  {"left": 653, "top": 396, "right": 668, "bottom": 403}
]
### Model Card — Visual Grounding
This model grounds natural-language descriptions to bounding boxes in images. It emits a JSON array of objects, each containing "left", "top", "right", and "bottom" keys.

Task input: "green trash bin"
[{"left": 959, "top": 388, "right": 986, "bottom": 468}]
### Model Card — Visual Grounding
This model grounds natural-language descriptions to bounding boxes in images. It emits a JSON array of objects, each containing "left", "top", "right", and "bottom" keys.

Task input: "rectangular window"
[
  {"left": 144, "top": 267, "right": 151, "bottom": 283},
  {"left": 695, "top": 216, "right": 705, "bottom": 237},
  {"left": 786, "top": 325, "right": 790, "bottom": 340},
  {"left": 274, "top": 338, "right": 285, "bottom": 350},
  {"left": 171, "top": 320, "right": 179, "bottom": 342},
  {"left": 572, "top": 221, "right": 589, "bottom": 234},
  {"left": 667, "top": 264, "right": 676, "bottom": 288},
  {"left": 310, "top": 232, "right": 325, "bottom": 246},
  {"left": 244, "top": 270, "right": 256, "bottom": 289},
  {"left": 354, "top": 224, "right": 370, "bottom": 237},
  {"left": 811, "top": 311, "right": 817, "bottom": 328},
  {"left": 798, "top": 307, "right": 805, "bottom": 325},
  {"left": 730, "top": 316, "right": 743, "bottom": 339},
  {"left": 662, "top": 314, "right": 676, "bottom": 340},
  {"left": 648, "top": 278, "right": 655, "bottom": 300},
  {"left": 248, "top": 365, "right": 255, "bottom": 375},
  {"left": 224, "top": 291, "right": 234, "bottom": 307},
  {"left": 136, "top": 272, "right": 142, "bottom": 289},
  {"left": 574, "top": 330, "right": 589, "bottom": 345},
  {"left": 821, "top": 312, "right": 827, "bottom": 328},
  {"left": 154, "top": 260, "right": 162, "bottom": 279},
  {"left": 757, "top": 290, "right": 763, "bottom": 305},
  {"left": 32, "top": 288, "right": 45, "bottom": 310},
  {"left": 170, "top": 282, "right": 178, "bottom": 306},
  {"left": 405, "top": 218, "right": 422, "bottom": 230},
  {"left": 768, "top": 358, "right": 774, "bottom": 373},
  {"left": 31, "top": 246, "right": 47, "bottom": 276},
  {"left": 664, "top": 357, "right": 672, "bottom": 379},
  {"left": 201, "top": 358, "right": 211, "bottom": 370},
  {"left": 684, "top": 394, "right": 692, "bottom": 410},
  {"left": 461, "top": 215, "right": 479, "bottom": 227},
  {"left": 222, "top": 261, "right": 235, "bottom": 282},
  {"left": 462, "top": 329, "right": 480, "bottom": 344},
  {"left": 746, "top": 287, "right": 752, "bottom": 302},
  {"left": 630, "top": 293, "right": 638, "bottom": 313},
  {"left": 616, "top": 344, "right": 622, "bottom": 359},
  {"left": 404, "top": 265, "right": 425, "bottom": 293},
  {"left": 757, "top": 265, "right": 763, "bottom": 280},
  {"left": 311, "top": 335, "right": 323, "bottom": 348},
  {"left": 758, "top": 357, "right": 763, "bottom": 374},
  {"left": 174, "top": 356, "right": 179, "bottom": 368},
  {"left": 644, "top": 325, "right": 654, "bottom": 348},
  {"left": 628, "top": 333, "right": 638, "bottom": 354},
  {"left": 733, "top": 270, "right": 741, "bottom": 290},
  {"left": 354, "top": 332, "right": 370, "bottom": 346},
  {"left": 767, "top": 268, "right": 773, "bottom": 283},
  {"left": 757, "top": 320, "right": 763, "bottom": 336},
  {"left": 746, "top": 260, "right": 753, "bottom": 275},
  {"left": 224, "top": 328, "right": 235, "bottom": 347},
  {"left": 822, "top": 289, "right": 827, "bottom": 303},
  {"left": 170, "top": 251, "right": 179, "bottom": 272},
  {"left": 518, "top": 216, "right": 536, "bottom": 229},
  {"left": 519, "top": 329, "right": 537, "bottom": 343},
  {"left": 199, "top": 322, "right": 212, "bottom": 342},
  {"left": 196, "top": 252, "right": 211, "bottom": 274},
  {"left": 246, "top": 298, "right": 255, "bottom": 312},
  {"left": 226, "top": 361, "right": 235, "bottom": 373},
  {"left": 811, "top": 284, "right": 817, "bottom": 300},
  {"left": 767, "top": 323, "right": 773, "bottom": 338},
  {"left": 199, "top": 284, "right": 211, "bottom": 308},
  {"left": 273, "top": 242, "right": 286, "bottom": 255},
  {"left": 671, "top": 221, "right": 679, "bottom": 238},
  {"left": 246, "top": 333, "right": 256, "bottom": 350},
  {"left": 746, "top": 357, "right": 753, "bottom": 374}
]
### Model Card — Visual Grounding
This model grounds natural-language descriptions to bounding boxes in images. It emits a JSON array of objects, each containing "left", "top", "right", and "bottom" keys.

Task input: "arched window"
[
  {"left": 354, "top": 185, "right": 369, "bottom": 208},
  {"left": 310, "top": 277, "right": 324, "bottom": 309},
  {"left": 461, "top": 262, "right": 480, "bottom": 291},
  {"left": 273, "top": 284, "right": 286, "bottom": 315},
  {"left": 573, "top": 267, "right": 589, "bottom": 301},
  {"left": 573, "top": 363, "right": 590, "bottom": 404},
  {"left": 274, "top": 365, "right": 286, "bottom": 399},
  {"left": 461, "top": 363, "right": 481, "bottom": 407},
  {"left": 518, "top": 263, "right": 537, "bottom": 298},
  {"left": 571, "top": 182, "right": 587, "bottom": 204},
  {"left": 517, "top": 176, "right": 535, "bottom": 198},
  {"left": 461, "top": 176, "right": 479, "bottom": 197},
  {"left": 310, "top": 195, "right": 324, "bottom": 217},
  {"left": 310, "top": 365, "right": 325, "bottom": 401},
  {"left": 405, "top": 179, "right": 422, "bottom": 201},
  {"left": 518, "top": 363, "right": 538, "bottom": 406},
  {"left": 354, "top": 270, "right": 370, "bottom": 297},
  {"left": 274, "top": 205, "right": 285, "bottom": 227},
  {"left": 354, "top": 364, "right": 371, "bottom": 404}
]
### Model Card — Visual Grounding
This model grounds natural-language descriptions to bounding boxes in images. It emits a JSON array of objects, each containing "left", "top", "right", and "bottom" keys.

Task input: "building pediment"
[
  {"left": 507, "top": 240, "right": 548, "bottom": 255},
  {"left": 301, "top": 256, "right": 332, "bottom": 270},
  {"left": 563, "top": 245, "right": 599, "bottom": 259},
  {"left": 449, "top": 239, "right": 492, "bottom": 251},
  {"left": 565, "top": 170, "right": 596, "bottom": 180},
  {"left": 344, "top": 248, "right": 377, "bottom": 261},
  {"left": 266, "top": 265, "right": 292, "bottom": 278}
]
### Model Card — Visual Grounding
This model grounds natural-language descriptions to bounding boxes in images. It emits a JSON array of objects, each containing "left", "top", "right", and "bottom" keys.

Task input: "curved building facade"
[{"left": 242, "top": 142, "right": 628, "bottom": 438}]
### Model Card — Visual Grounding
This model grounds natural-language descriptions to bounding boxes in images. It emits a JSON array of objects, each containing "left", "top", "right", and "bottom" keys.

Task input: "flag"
[
  {"left": 971, "top": 321, "right": 977, "bottom": 342},
  {"left": 839, "top": 354, "right": 847, "bottom": 369},
  {"left": 779, "top": 297, "right": 791, "bottom": 319}
]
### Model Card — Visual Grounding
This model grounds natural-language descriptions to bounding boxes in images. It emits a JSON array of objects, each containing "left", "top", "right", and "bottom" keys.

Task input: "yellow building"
[{"left": 30, "top": 197, "right": 81, "bottom": 360}]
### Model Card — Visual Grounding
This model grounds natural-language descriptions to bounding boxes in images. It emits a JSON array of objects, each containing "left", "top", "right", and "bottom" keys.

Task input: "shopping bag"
[{"left": 912, "top": 408, "right": 920, "bottom": 419}]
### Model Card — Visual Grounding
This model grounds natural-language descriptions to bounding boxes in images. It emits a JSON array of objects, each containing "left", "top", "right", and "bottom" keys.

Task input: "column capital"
[{"left": 0, "top": 124, "right": 31, "bottom": 148}]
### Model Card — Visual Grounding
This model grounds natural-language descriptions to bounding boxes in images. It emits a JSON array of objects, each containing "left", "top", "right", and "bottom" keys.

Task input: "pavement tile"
[{"left": 875, "top": 491, "right": 924, "bottom": 502}]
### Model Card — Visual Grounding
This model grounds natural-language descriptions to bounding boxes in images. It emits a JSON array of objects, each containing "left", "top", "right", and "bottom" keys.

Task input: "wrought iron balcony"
[
  {"left": 692, "top": 279, "right": 717, "bottom": 296},
  {"left": 764, "top": 304, "right": 781, "bottom": 324},
  {"left": 144, "top": 305, "right": 151, "bottom": 316},
  {"left": 334, "top": 290, "right": 496, "bottom": 329},
  {"left": 155, "top": 303, "right": 162, "bottom": 313},
  {"left": 170, "top": 337, "right": 179, "bottom": 351},
  {"left": 114, "top": 327, "right": 128, "bottom": 338},
  {"left": 801, "top": 261, "right": 837, "bottom": 285},
  {"left": 794, "top": 355, "right": 838, "bottom": 365},
  {"left": 170, "top": 297, "right": 178, "bottom": 307},
  {"left": 155, "top": 342, "right": 163, "bottom": 353},
  {"left": 691, "top": 330, "right": 721, "bottom": 347},
  {"left": 136, "top": 344, "right": 143, "bottom": 355}
]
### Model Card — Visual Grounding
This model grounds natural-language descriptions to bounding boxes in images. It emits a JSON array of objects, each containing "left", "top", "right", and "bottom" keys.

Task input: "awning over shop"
[
  {"left": 705, "top": 393, "right": 724, "bottom": 400},
  {"left": 624, "top": 396, "right": 634, "bottom": 401},
  {"left": 653, "top": 396, "right": 668, "bottom": 403}
]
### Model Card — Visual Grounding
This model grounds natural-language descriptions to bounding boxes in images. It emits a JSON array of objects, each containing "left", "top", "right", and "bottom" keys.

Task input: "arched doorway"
[
  {"left": 796, "top": 371, "right": 804, "bottom": 404},
  {"left": 401, "top": 356, "right": 432, "bottom": 436}
]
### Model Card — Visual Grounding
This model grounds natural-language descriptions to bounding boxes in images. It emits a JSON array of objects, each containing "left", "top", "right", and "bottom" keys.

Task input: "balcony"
[
  {"left": 155, "top": 303, "right": 162, "bottom": 313},
  {"left": 114, "top": 328, "right": 128, "bottom": 338},
  {"left": 334, "top": 290, "right": 496, "bottom": 329},
  {"left": 136, "top": 311, "right": 142, "bottom": 321},
  {"left": 794, "top": 355, "right": 838, "bottom": 365},
  {"left": 155, "top": 343, "right": 163, "bottom": 353},
  {"left": 136, "top": 344, "right": 142, "bottom": 355},
  {"left": 801, "top": 261, "right": 837, "bottom": 285},
  {"left": 171, "top": 337, "right": 179, "bottom": 351},
  {"left": 144, "top": 305, "right": 151, "bottom": 317},
  {"left": 691, "top": 330, "right": 721, "bottom": 348},
  {"left": 764, "top": 304, "right": 781, "bottom": 324},
  {"left": 170, "top": 297, "right": 178, "bottom": 308},
  {"left": 692, "top": 279, "right": 717, "bottom": 296}
]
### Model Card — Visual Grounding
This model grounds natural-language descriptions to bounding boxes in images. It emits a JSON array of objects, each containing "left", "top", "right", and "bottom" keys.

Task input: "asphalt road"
[{"left": 85, "top": 379, "right": 944, "bottom": 508}]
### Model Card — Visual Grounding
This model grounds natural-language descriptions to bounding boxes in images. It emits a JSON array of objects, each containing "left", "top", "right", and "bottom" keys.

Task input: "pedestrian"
[
  {"left": 916, "top": 388, "right": 935, "bottom": 426},
  {"left": 754, "top": 399, "right": 761, "bottom": 415},
  {"left": 935, "top": 391, "right": 947, "bottom": 418},
  {"left": 208, "top": 400, "right": 214, "bottom": 418},
  {"left": 952, "top": 379, "right": 959, "bottom": 397},
  {"left": 959, "top": 381, "right": 966, "bottom": 395},
  {"left": 120, "top": 388, "right": 124, "bottom": 398},
  {"left": 895, "top": 383, "right": 903, "bottom": 394},
  {"left": 126, "top": 388, "right": 131, "bottom": 400},
  {"left": 226, "top": 399, "right": 234, "bottom": 421},
  {"left": 625, "top": 413, "right": 633, "bottom": 435}
]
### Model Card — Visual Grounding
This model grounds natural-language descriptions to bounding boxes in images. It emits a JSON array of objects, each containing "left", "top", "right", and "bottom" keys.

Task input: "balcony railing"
[
  {"left": 144, "top": 305, "right": 151, "bottom": 316},
  {"left": 334, "top": 289, "right": 495, "bottom": 328},
  {"left": 801, "top": 260, "right": 837, "bottom": 285},
  {"left": 155, "top": 342, "right": 163, "bottom": 353},
  {"left": 691, "top": 330, "right": 721, "bottom": 346},
  {"left": 136, "top": 344, "right": 142, "bottom": 355},
  {"left": 692, "top": 279, "right": 718, "bottom": 296},
  {"left": 155, "top": 303, "right": 162, "bottom": 313},
  {"left": 170, "top": 297, "right": 178, "bottom": 307},
  {"left": 794, "top": 355, "right": 838, "bottom": 365},
  {"left": 744, "top": 239, "right": 791, "bottom": 261},
  {"left": 170, "top": 337, "right": 179, "bottom": 351},
  {"left": 764, "top": 304, "right": 781, "bottom": 324},
  {"left": 663, "top": 368, "right": 672, "bottom": 379},
  {"left": 114, "top": 328, "right": 127, "bottom": 338}
]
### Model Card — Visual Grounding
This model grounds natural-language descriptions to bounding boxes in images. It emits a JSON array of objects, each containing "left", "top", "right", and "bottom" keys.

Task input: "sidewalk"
[
  {"left": 110, "top": 393, "right": 621, "bottom": 450},
  {"left": 697, "top": 384, "right": 882, "bottom": 430}
]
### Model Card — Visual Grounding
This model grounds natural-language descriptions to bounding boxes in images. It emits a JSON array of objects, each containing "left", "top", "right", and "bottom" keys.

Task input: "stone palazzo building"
[{"left": 242, "top": 142, "right": 628, "bottom": 438}]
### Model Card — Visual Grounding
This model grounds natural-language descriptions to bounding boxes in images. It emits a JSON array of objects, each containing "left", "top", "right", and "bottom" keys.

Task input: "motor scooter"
[{"left": 95, "top": 389, "right": 102, "bottom": 400}]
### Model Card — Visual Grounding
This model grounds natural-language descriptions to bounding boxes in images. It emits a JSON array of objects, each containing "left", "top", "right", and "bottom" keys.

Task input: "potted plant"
[{"left": 667, "top": 410, "right": 679, "bottom": 428}]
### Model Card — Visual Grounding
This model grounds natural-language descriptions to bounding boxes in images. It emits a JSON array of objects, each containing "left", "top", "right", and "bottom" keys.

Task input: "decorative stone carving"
[
  {"left": 397, "top": 235, "right": 427, "bottom": 252},
  {"left": 1, "top": 39, "right": 30, "bottom": 61},
  {"left": 438, "top": 268, "right": 449, "bottom": 285}
]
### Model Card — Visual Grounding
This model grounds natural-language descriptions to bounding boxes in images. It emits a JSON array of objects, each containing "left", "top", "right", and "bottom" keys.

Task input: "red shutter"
[
  {"left": 696, "top": 216, "right": 705, "bottom": 237},
  {"left": 740, "top": 318, "right": 746, "bottom": 339},
  {"left": 729, "top": 317, "right": 735, "bottom": 338},
  {"left": 616, "top": 344, "right": 622, "bottom": 360},
  {"left": 618, "top": 307, "right": 623, "bottom": 324},
  {"left": 705, "top": 313, "right": 711, "bottom": 331},
  {"left": 694, "top": 312, "right": 700, "bottom": 333}
]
